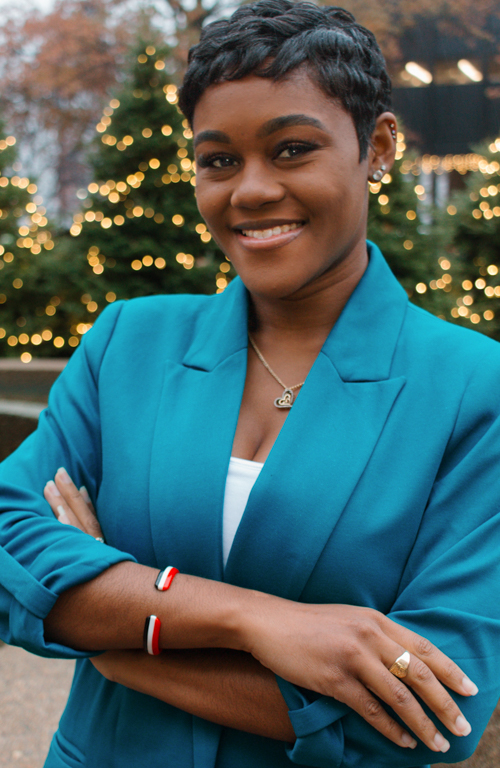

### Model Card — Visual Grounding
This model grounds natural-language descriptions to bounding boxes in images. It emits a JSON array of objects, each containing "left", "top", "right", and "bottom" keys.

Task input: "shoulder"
[
  {"left": 77, "top": 293, "right": 226, "bottom": 376},
  {"left": 398, "top": 302, "right": 500, "bottom": 380},
  {"left": 86, "top": 293, "right": 215, "bottom": 345},
  {"left": 113, "top": 293, "right": 215, "bottom": 326},
  {"left": 393, "top": 303, "right": 500, "bottom": 431}
]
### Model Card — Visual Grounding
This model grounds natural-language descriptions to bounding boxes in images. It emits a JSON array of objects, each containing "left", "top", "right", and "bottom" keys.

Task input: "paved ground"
[{"left": 0, "top": 643, "right": 74, "bottom": 768}]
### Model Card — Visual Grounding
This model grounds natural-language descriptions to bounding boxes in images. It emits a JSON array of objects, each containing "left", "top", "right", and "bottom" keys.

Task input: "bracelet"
[
  {"left": 155, "top": 566, "right": 179, "bottom": 591},
  {"left": 143, "top": 615, "right": 161, "bottom": 655},
  {"left": 143, "top": 568, "right": 179, "bottom": 655}
]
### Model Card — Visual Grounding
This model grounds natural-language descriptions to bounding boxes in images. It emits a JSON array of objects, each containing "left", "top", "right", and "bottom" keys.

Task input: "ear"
[{"left": 367, "top": 112, "right": 397, "bottom": 183}]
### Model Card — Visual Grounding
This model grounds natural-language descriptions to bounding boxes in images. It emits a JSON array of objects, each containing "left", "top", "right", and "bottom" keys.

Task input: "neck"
[{"left": 249, "top": 245, "right": 368, "bottom": 347}]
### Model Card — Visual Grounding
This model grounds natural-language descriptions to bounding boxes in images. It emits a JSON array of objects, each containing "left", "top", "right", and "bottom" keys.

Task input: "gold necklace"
[{"left": 248, "top": 334, "right": 305, "bottom": 409}]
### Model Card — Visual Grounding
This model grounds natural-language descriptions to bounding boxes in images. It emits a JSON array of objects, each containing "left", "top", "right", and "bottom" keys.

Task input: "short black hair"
[{"left": 179, "top": 0, "right": 392, "bottom": 160}]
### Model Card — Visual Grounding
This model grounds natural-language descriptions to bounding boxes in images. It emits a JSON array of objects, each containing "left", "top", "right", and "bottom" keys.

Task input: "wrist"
[
  {"left": 156, "top": 574, "right": 262, "bottom": 651},
  {"left": 192, "top": 579, "right": 269, "bottom": 653},
  {"left": 227, "top": 587, "right": 281, "bottom": 655},
  {"left": 159, "top": 574, "right": 280, "bottom": 654}
]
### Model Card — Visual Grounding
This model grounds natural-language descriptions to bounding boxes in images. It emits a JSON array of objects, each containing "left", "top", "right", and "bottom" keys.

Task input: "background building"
[{"left": 392, "top": 17, "right": 500, "bottom": 156}]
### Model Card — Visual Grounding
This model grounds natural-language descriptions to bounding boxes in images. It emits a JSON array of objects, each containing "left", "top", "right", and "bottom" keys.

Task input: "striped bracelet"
[
  {"left": 143, "top": 615, "right": 161, "bottom": 656},
  {"left": 155, "top": 566, "right": 179, "bottom": 591},
  {"left": 143, "top": 567, "right": 180, "bottom": 655}
]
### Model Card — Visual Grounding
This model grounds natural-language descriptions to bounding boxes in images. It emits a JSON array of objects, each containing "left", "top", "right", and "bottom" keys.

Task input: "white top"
[{"left": 222, "top": 456, "right": 264, "bottom": 568}]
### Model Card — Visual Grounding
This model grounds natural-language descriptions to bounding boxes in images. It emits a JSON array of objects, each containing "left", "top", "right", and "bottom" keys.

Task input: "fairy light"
[{"left": 37, "top": 59, "right": 225, "bottom": 322}]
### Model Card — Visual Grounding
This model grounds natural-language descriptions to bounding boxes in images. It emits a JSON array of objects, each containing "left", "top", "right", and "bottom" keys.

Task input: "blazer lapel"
[
  {"left": 224, "top": 360, "right": 406, "bottom": 597},
  {"left": 149, "top": 242, "right": 409, "bottom": 599},
  {"left": 147, "top": 244, "right": 408, "bottom": 768},
  {"left": 148, "top": 280, "right": 249, "bottom": 580},
  {"left": 225, "top": 244, "right": 409, "bottom": 600}
]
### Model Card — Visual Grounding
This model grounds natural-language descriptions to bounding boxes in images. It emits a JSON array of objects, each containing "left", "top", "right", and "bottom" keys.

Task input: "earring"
[
  {"left": 372, "top": 164, "right": 386, "bottom": 182},
  {"left": 390, "top": 123, "right": 397, "bottom": 140}
]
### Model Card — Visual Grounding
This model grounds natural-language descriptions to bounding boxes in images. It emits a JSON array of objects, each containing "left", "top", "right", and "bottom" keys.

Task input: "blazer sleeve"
[
  {"left": 0, "top": 301, "right": 137, "bottom": 659},
  {"left": 277, "top": 352, "right": 500, "bottom": 767}
]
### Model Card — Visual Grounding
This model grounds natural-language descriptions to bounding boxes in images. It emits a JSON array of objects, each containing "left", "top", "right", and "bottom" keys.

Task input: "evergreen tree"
[
  {"left": 367, "top": 142, "right": 464, "bottom": 320},
  {"left": 449, "top": 139, "right": 500, "bottom": 340},
  {"left": 67, "top": 41, "right": 225, "bottom": 322},
  {"left": 0, "top": 129, "right": 69, "bottom": 360}
]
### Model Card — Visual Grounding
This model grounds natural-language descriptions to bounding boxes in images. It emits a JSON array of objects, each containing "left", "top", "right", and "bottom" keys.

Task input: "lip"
[
  {"left": 232, "top": 219, "right": 305, "bottom": 251},
  {"left": 233, "top": 218, "right": 304, "bottom": 231}
]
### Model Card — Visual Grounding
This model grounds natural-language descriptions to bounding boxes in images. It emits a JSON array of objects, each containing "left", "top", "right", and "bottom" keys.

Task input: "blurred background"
[
  {"left": 1, "top": 3, "right": 500, "bottom": 766},
  {"left": 0, "top": 0, "right": 499, "bottom": 364}
]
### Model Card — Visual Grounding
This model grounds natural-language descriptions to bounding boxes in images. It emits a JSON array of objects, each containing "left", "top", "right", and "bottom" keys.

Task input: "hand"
[
  {"left": 44, "top": 467, "right": 104, "bottom": 540},
  {"left": 43, "top": 469, "right": 477, "bottom": 754},
  {"left": 243, "top": 597, "right": 477, "bottom": 754}
]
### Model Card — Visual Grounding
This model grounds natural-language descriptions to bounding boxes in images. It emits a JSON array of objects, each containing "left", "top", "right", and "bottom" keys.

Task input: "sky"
[{"left": 0, "top": 0, "right": 55, "bottom": 11}]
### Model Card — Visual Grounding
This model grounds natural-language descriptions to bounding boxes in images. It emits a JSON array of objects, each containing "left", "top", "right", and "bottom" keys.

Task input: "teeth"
[{"left": 241, "top": 222, "right": 300, "bottom": 239}]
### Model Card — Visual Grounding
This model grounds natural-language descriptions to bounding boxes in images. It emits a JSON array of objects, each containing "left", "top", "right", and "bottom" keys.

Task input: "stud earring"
[
  {"left": 390, "top": 123, "right": 397, "bottom": 140},
  {"left": 372, "top": 164, "right": 386, "bottom": 182}
]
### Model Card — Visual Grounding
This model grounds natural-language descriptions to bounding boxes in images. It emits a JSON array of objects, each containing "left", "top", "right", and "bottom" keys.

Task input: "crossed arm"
[{"left": 43, "top": 469, "right": 477, "bottom": 758}]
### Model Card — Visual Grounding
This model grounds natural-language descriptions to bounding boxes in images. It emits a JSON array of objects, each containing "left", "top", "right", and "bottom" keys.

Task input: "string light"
[{"left": 55, "top": 61, "right": 223, "bottom": 324}]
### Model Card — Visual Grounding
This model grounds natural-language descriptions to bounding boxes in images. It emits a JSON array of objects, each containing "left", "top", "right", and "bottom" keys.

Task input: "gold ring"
[{"left": 389, "top": 651, "right": 411, "bottom": 679}]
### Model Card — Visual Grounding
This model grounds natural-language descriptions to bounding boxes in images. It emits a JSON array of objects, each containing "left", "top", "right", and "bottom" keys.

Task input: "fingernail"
[
  {"left": 56, "top": 505, "right": 70, "bottom": 524},
  {"left": 56, "top": 467, "right": 71, "bottom": 484},
  {"left": 456, "top": 715, "right": 472, "bottom": 736},
  {"left": 80, "top": 486, "right": 91, "bottom": 503},
  {"left": 45, "top": 480, "right": 61, "bottom": 497},
  {"left": 433, "top": 733, "right": 450, "bottom": 753},
  {"left": 462, "top": 676, "right": 479, "bottom": 696},
  {"left": 401, "top": 733, "right": 417, "bottom": 748}
]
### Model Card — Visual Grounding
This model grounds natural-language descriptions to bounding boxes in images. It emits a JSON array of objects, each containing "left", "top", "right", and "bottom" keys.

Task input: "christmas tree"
[
  {"left": 67, "top": 41, "right": 226, "bottom": 323},
  {"left": 367, "top": 129, "right": 464, "bottom": 320},
  {"left": 0, "top": 128, "right": 69, "bottom": 361},
  {"left": 448, "top": 138, "right": 500, "bottom": 340}
]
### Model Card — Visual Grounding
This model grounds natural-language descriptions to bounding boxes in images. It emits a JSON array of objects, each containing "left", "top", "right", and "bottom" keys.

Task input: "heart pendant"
[{"left": 274, "top": 389, "right": 294, "bottom": 409}]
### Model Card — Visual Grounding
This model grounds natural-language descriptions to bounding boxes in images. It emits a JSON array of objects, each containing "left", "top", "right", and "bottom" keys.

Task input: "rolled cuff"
[
  {"left": 277, "top": 676, "right": 348, "bottom": 767},
  {"left": 0, "top": 540, "right": 136, "bottom": 659}
]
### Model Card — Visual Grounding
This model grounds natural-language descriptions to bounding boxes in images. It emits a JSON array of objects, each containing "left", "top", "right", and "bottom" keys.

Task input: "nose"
[{"left": 230, "top": 160, "right": 285, "bottom": 209}]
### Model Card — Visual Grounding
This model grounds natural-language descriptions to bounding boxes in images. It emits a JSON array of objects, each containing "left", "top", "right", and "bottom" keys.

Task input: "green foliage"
[
  {"left": 367, "top": 154, "right": 464, "bottom": 320},
  {"left": 449, "top": 142, "right": 500, "bottom": 339},
  {"left": 66, "top": 42, "right": 224, "bottom": 315},
  {"left": 0, "top": 130, "right": 69, "bottom": 358},
  {"left": 0, "top": 42, "right": 231, "bottom": 360}
]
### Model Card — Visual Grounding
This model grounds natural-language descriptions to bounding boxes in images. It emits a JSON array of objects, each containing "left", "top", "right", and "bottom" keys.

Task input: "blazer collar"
[
  {"left": 323, "top": 241, "right": 408, "bottom": 382},
  {"left": 181, "top": 278, "right": 249, "bottom": 372},
  {"left": 182, "top": 241, "right": 408, "bottom": 382}
]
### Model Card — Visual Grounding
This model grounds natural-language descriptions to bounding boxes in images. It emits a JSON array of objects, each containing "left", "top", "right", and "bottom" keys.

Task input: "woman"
[{"left": 1, "top": 1, "right": 500, "bottom": 766}]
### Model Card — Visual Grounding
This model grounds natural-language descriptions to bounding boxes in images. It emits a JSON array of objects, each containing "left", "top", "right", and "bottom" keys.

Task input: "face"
[{"left": 193, "top": 70, "right": 375, "bottom": 301}]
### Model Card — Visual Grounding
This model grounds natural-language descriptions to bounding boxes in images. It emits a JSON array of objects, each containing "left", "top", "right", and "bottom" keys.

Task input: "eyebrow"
[
  {"left": 193, "top": 115, "right": 327, "bottom": 149},
  {"left": 193, "top": 130, "right": 231, "bottom": 149},
  {"left": 258, "top": 114, "right": 327, "bottom": 137}
]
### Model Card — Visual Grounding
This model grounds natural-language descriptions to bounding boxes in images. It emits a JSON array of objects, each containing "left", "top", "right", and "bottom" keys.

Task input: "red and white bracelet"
[
  {"left": 155, "top": 566, "right": 179, "bottom": 591},
  {"left": 143, "top": 566, "right": 179, "bottom": 655},
  {"left": 143, "top": 615, "right": 161, "bottom": 656}
]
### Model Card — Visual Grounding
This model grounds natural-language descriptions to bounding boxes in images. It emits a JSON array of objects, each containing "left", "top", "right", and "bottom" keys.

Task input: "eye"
[
  {"left": 196, "top": 153, "right": 237, "bottom": 169},
  {"left": 276, "top": 142, "right": 319, "bottom": 159}
]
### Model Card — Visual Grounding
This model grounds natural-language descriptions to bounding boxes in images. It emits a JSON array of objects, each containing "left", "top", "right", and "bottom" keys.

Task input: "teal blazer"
[{"left": 2, "top": 243, "right": 500, "bottom": 768}]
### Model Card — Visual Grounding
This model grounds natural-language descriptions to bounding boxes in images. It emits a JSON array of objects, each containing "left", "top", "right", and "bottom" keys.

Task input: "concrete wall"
[{"left": 0, "top": 359, "right": 66, "bottom": 460}]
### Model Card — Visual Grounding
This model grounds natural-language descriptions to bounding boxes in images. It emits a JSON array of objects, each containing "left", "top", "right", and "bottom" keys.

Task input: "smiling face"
[{"left": 193, "top": 70, "right": 380, "bottom": 301}]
